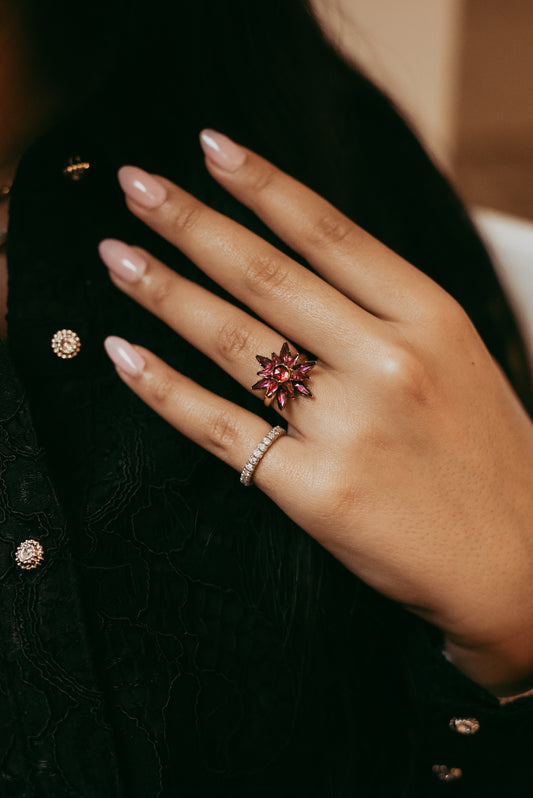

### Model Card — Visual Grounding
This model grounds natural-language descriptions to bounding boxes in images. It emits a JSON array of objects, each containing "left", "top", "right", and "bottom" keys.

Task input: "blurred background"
[
  {"left": 312, "top": 0, "right": 533, "bottom": 358},
  {"left": 312, "top": 0, "right": 533, "bottom": 221}
]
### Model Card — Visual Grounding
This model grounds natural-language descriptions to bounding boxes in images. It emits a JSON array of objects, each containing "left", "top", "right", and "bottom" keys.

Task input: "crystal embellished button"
[
  {"left": 432, "top": 765, "right": 463, "bottom": 783},
  {"left": 15, "top": 539, "right": 44, "bottom": 570},
  {"left": 51, "top": 329, "right": 81, "bottom": 359},
  {"left": 449, "top": 717, "right": 480, "bottom": 735},
  {"left": 63, "top": 155, "right": 90, "bottom": 181}
]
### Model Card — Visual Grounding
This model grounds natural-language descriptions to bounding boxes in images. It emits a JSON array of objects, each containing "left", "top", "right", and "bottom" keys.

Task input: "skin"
[
  {"left": 100, "top": 133, "right": 533, "bottom": 698},
  {"left": 1, "top": 0, "right": 531, "bottom": 699}
]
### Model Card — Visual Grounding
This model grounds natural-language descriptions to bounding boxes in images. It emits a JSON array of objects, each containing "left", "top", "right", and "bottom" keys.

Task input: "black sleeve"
[{"left": 406, "top": 624, "right": 533, "bottom": 796}]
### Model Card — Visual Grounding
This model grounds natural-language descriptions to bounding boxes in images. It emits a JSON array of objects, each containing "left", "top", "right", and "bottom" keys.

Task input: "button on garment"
[
  {"left": 449, "top": 717, "right": 480, "bottom": 735},
  {"left": 14, "top": 539, "right": 44, "bottom": 570},
  {"left": 51, "top": 328, "right": 81, "bottom": 359},
  {"left": 432, "top": 765, "right": 463, "bottom": 783},
  {"left": 62, "top": 155, "right": 91, "bottom": 181}
]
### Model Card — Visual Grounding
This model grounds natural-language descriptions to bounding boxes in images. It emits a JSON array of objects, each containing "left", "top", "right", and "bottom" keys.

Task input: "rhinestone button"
[
  {"left": 15, "top": 540, "right": 44, "bottom": 570},
  {"left": 51, "top": 329, "right": 81, "bottom": 359},
  {"left": 432, "top": 765, "right": 463, "bottom": 783},
  {"left": 449, "top": 717, "right": 480, "bottom": 735},
  {"left": 63, "top": 155, "right": 90, "bottom": 181}
]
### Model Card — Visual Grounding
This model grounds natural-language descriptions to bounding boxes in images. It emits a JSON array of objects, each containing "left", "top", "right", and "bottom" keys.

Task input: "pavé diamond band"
[{"left": 240, "top": 426, "right": 286, "bottom": 487}]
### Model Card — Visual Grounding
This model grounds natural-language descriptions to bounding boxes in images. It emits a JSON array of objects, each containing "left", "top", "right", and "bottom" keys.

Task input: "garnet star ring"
[{"left": 252, "top": 342, "right": 316, "bottom": 410}]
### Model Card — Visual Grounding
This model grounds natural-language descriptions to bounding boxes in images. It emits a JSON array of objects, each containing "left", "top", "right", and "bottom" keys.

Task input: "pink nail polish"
[
  {"left": 199, "top": 130, "right": 246, "bottom": 172},
  {"left": 99, "top": 239, "right": 147, "bottom": 283},
  {"left": 118, "top": 166, "right": 167, "bottom": 209},
  {"left": 104, "top": 336, "right": 145, "bottom": 376}
]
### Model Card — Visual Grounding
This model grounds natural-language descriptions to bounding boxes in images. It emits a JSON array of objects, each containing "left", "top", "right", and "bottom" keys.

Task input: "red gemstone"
[
  {"left": 277, "top": 389, "right": 288, "bottom": 409},
  {"left": 273, "top": 365, "right": 290, "bottom": 382}
]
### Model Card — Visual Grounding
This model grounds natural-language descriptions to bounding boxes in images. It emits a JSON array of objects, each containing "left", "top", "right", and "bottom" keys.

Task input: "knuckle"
[
  {"left": 379, "top": 346, "right": 432, "bottom": 404},
  {"left": 151, "top": 373, "right": 176, "bottom": 405},
  {"left": 215, "top": 321, "right": 252, "bottom": 361},
  {"left": 311, "top": 212, "right": 355, "bottom": 248},
  {"left": 205, "top": 411, "right": 240, "bottom": 453},
  {"left": 168, "top": 201, "right": 203, "bottom": 234},
  {"left": 149, "top": 275, "right": 175, "bottom": 308},
  {"left": 249, "top": 165, "right": 278, "bottom": 195},
  {"left": 243, "top": 254, "right": 290, "bottom": 297}
]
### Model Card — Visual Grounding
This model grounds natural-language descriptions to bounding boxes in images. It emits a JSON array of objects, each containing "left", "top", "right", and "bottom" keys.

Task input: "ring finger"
[
  {"left": 104, "top": 342, "right": 304, "bottom": 497},
  {"left": 99, "top": 239, "right": 326, "bottom": 420}
]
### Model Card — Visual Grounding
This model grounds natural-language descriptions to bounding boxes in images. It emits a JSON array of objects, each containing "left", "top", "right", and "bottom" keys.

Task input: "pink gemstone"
[
  {"left": 256, "top": 355, "right": 272, "bottom": 368},
  {"left": 252, "top": 377, "right": 271, "bottom": 390},
  {"left": 273, "top": 365, "right": 290, "bottom": 382},
  {"left": 293, "top": 362, "right": 315, "bottom": 379},
  {"left": 280, "top": 342, "right": 293, "bottom": 364},
  {"left": 265, "top": 381, "right": 278, "bottom": 396},
  {"left": 277, "top": 389, "right": 288, "bottom": 409},
  {"left": 294, "top": 383, "right": 312, "bottom": 396}
]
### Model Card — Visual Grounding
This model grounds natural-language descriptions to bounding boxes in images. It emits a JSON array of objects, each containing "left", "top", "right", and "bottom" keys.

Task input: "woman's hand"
[{"left": 100, "top": 130, "right": 533, "bottom": 694}]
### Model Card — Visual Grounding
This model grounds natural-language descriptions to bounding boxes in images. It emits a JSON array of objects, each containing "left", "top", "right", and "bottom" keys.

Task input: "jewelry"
[
  {"left": 252, "top": 342, "right": 316, "bottom": 410},
  {"left": 0, "top": 184, "right": 11, "bottom": 250},
  {"left": 51, "top": 329, "right": 82, "bottom": 359},
  {"left": 15, "top": 539, "right": 44, "bottom": 570},
  {"left": 240, "top": 426, "right": 286, "bottom": 486}
]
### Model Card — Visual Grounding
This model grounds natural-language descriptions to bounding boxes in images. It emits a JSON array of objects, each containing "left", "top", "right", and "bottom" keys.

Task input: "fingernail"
[
  {"left": 99, "top": 239, "right": 147, "bottom": 283},
  {"left": 104, "top": 336, "right": 145, "bottom": 376},
  {"left": 199, "top": 129, "right": 246, "bottom": 172},
  {"left": 118, "top": 166, "right": 167, "bottom": 209}
]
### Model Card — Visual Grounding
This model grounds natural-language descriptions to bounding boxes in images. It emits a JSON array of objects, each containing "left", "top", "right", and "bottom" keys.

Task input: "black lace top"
[{"left": 1, "top": 104, "right": 533, "bottom": 798}]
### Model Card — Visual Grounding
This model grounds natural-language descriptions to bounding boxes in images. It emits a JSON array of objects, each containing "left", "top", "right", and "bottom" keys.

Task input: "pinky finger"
[{"left": 104, "top": 336, "right": 299, "bottom": 492}]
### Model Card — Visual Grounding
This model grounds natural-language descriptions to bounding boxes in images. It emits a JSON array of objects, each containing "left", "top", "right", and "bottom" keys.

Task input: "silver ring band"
[{"left": 240, "top": 426, "right": 286, "bottom": 487}]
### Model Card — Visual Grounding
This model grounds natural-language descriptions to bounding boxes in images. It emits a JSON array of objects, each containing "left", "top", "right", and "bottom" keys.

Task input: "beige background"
[{"left": 312, "top": 0, "right": 533, "bottom": 220}]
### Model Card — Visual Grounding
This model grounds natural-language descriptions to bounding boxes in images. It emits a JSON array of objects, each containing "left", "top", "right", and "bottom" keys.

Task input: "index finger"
[{"left": 199, "top": 130, "right": 445, "bottom": 322}]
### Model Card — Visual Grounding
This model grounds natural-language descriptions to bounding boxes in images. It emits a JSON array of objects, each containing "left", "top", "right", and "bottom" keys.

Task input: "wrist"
[{"left": 444, "top": 629, "right": 533, "bottom": 698}]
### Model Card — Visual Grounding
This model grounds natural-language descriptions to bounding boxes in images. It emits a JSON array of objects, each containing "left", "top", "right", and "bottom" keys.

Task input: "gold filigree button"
[
  {"left": 15, "top": 539, "right": 44, "bottom": 570},
  {"left": 432, "top": 765, "right": 463, "bottom": 783},
  {"left": 51, "top": 329, "right": 81, "bottom": 359},
  {"left": 449, "top": 717, "right": 480, "bottom": 735},
  {"left": 63, "top": 156, "right": 90, "bottom": 181}
]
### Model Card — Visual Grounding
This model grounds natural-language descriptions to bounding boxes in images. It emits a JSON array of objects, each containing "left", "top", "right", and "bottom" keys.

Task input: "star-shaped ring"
[{"left": 252, "top": 342, "right": 316, "bottom": 410}]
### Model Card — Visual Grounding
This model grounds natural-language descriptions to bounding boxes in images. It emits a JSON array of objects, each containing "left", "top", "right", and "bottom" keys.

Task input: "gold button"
[
  {"left": 432, "top": 765, "right": 463, "bottom": 783},
  {"left": 51, "top": 329, "right": 81, "bottom": 359},
  {"left": 449, "top": 717, "right": 480, "bottom": 735},
  {"left": 63, "top": 155, "right": 90, "bottom": 181},
  {"left": 15, "top": 540, "right": 44, "bottom": 570}
]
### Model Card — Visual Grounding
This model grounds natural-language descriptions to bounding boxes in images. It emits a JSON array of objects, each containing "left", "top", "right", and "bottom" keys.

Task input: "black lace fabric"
[
  {"left": 1, "top": 111, "right": 390, "bottom": 798},
  {"left": 1, "top": 107, "right": 533, "bottom": 798}
]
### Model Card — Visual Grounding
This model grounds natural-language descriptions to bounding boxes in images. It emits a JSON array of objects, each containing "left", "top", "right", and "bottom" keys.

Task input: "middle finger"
[
  {"left": 117, "top": 166, "right": 384, "bottom": 365},
  {"left": 99, "top": 239, "right": 326, "bottom": 421}
]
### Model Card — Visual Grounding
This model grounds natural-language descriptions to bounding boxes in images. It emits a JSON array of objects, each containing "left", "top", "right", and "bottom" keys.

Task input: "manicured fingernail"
[
  {"left": 199, "top": 130, "right": 246, "bottom": 172},
  {"left": 118, "top": 166, "right": 167, "bottom": 209},
  {"left": 104, "top": 336, "right": 145, "bottom": 376},
  {"left": 99, "top": 239, "right": 147, "bottom": 283}
]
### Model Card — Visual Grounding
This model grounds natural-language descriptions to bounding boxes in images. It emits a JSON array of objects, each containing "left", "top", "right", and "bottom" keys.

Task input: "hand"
[{"left": 100, "top": 130, "right": 533, "bottom": 694}]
